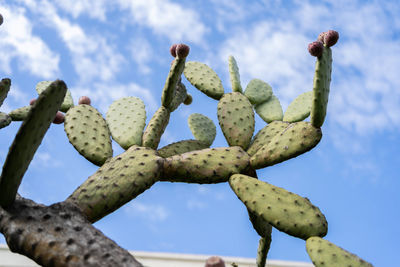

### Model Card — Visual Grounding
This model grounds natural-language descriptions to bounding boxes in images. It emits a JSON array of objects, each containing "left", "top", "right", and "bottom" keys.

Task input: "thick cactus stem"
[{"left": 0, "top": 80, "right": 67, "bottom": 208}]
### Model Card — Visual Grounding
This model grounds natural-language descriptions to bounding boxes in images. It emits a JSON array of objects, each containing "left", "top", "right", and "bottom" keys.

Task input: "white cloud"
[
  {"left": 124, "top": 202, "right": 168, "bottom": 222},
  {"left": 54, "top": 0, "right": 108, "bottom": 21},
  {"left": 0, "top": 5, "right": 60, "bottom": 78},
  {"left": 128, "top": 37, "right": 154, "bottom": 74}
]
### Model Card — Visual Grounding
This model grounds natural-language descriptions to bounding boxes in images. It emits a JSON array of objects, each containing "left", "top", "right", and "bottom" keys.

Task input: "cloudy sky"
[{"left": 0, "top": 0, "right": 399, "bottom": 266}]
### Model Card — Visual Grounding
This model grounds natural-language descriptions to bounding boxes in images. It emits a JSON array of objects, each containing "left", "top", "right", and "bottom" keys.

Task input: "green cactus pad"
[
  {"left": 188, "top": 113, "right": 216, "bottom": 146},
  {"left": 36, "top": 81, "right": 74, "bottom": 112},
  {"left": 244, "top": 79, "right": 273, "bottom": 105},
  {"left": 248, "top": 209, "right": 272, "bottom": 238},
  {"left": 9, "top": 106, "right": 31, "bottom": 121},
  {"left": 162, "top": 146, "right": 250, "bottom": 184},
  {"left": 168, "top": 82, "right": 188, "bottom": 112},
  {"left": 254, "top": 95, "right": 283, "bottom": 123},
  {"left": 142, "top": 106, "right": 170, "bottom": 149},
  {"left": 217, "top": 92, "right": 255, "bottom": 149},
  {"left": 157, "top": 139, "right": 209, "bottom": 158},
  {"left": 184, "top": 61, "right": 224, "bottom": 100},
  {"left": 228, "top": 56, "right": 242, "bottom": 93},
  {"left": 68, "top": 146, "right": 164, "bottom": 223},
  {"left": 0, "top": 78, "right": 11, "bottom": 108},
  {"left": 106, "top": 97, "right": 146, "bottom": 150},
  {"left": 0, "top": 80, "right": 67, "bottom": 208},
  {"left": 0, "top": 112, "right": 11, "bottom": 129},
  {"left": 310, "top": 47, "right": 332, "bottom": 128},
  {"left": 306, "top": 237, "right": 373, "bottom": 267},
  {"left": 229, "top": 174, "right": 328, "bottom": 240},
  {"left": 64, "top": 104, "right": 113, "bottom": 166},
  {"left": 161, "top": 58, "right": 186, "bottom": 108},
  {"left": 283, "top": 91, "right": 313, "bottom": 122},
  {"left": 250, "top": 121, "right": 322, "bottom": 169},
  {"left": 247, "top": 121, "right": 290, "bottom": 156}
]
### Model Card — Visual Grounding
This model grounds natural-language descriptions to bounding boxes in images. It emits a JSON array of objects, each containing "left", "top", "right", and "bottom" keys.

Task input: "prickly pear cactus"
[
  {"left": 36, "top": 81, "right": 74, "bottom": 112},
  {"left": 188, "top": 113, "right": 216, "bottom": 146}
]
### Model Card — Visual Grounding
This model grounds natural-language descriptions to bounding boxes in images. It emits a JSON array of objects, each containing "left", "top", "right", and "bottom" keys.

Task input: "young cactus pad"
[
  {"left": 64, "top": 104, "right": 113, "bottom": 166},
  {"left": 244, "top": 79, "right": 273, "bottom": 105},
  {"left": 0, "top": 78, "right": 11, "bottom": 107},
  {"left": 8, "top": 106, "right": 31, "bottom": 121},
  {"left": 106, "top": 97, "right": 146, "bottom": 149},
  {"left": 229, "top": 174, "right": 328, "bottom": 240},
  {"left": 228, "top": 55, "right": 243, "bottom": 93},
  {"left": 184, "top": 61, "right": 224, "bottom": 100},
  {"left": 36, "top": 81, "right": 74, "bottom": 112},
  {"left": 157, "top": 139, "right": 209, "bottom": 158},
  {"left": 188, "top": 113, "right": 216, "bottom": 146},
  {"left": 0, "top": 80, "right": 67, "bottom": 208},
  {"left": 142, "top": 106, "right": 170, "bottom": 149},
  {"left": 167, "top": 81, "right": 188, "bottom": 112},
  {"left": 161, "top": 57, "right": 187, "bottom": 108},
  {"left": 306, "top": 237, "right": 373, "bottom": 267},
  {"left": 283, "top": 91, "right": 313, "bottom": 122},
  {"left": 217, "top": 92, "right": 255, "bottom": 149},
  {"left": 255, "top": 95, "right": 283, "bottom": 123},
  {"left": 250, "top": 121, "right": 322, "bottom": 169}
]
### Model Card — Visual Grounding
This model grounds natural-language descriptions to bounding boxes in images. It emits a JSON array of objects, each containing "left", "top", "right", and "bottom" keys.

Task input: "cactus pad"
[
  {"left": 68, "top": 146, "right": 164, "bottom": 222},
  {"left": 0, "top": 112, "right": 11, "bottom": 129},
  {"left": 162, "top": 146, "right": 250, "bottom": 184},
  {"left": 161, "top": 58, "right": 186, "bottom": 108},
  {"left": 0, "top": 78, "right": 11, "bottom": 108},
  {"left": 36, "top": 81, "right": 74, "bottom": 112},
  {"left": 250, "top": 121, "right": 322, "bottom": 169},
  {"left": 247, "top": 121, "right": 290, "bottom": 156},
  {"left": 310, "top": 46, "right": 332, "bottom": 128},
  {"left": 168, "top": 81, "right": 188, "bottom": 112},
  {"left": 142, "top": 106, "right": 170, "bottom": 149},
  {"left": 229, "top": 174, "right": 328, "bottom": 240},
  {"left": 188, "top": 113, "right": 216, "bottom": 146},
  {"left": 255, "top": 95, "right": 283, "bottom": 123},
  {"left": 217, "top": 92, "right": 255, "bottom": 149},
  {"left": 157, "top": 139, "right": 209, "bottom": 158},
  {"left": 9, "top": 106, "right": 31, "bottom": 121},
  {"left": 283, "top": 91, "right": 313, "bottom": 122},
  {"left": 306, "top": 237, "right": 373, "bottom": 267},
  {"left": 106, "top": 97, "right": 146, "bottom": 149},
  {"left": 0, "top": 80, "right": 67, "bottom": 207},
  {"left": 244, "top": 79, "right": 273, "bottom": 105},
  {"left": 228, "top": 56, "right": 242, "bottom": 93},
  {"left": 64, "top": 104, "right": 113, "bottom": 166},
  {"left": 184, "top": 61, "right": 224, "bottom": 100}
]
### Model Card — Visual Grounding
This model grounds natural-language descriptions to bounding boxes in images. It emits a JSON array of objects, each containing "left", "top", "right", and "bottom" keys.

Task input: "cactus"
[{"left": 0, "top": 30, "right": 373, "bottom": 267}]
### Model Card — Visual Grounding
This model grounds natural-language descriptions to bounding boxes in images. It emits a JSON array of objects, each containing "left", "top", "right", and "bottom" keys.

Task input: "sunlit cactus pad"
[
  {"left": 306, "top": 237, "right": 373, "bottom": 267},
  {"left": 228, "top": 56, "right": 242, "bottom": 93},
  {"left": 36, "top": 81, "right": 74, "bottom": 112},
  {"left": 157, "top": 139, "right": 209, "bottom": 158},
  {"left": 64, "top": 104, "right": 113, "bottom": 166},
  {"left": 229, "top": 174, "right": 328, "bottom": 240},
  {"left": 184, "top": 61, "right": 224, "bottom": 100},
  {"left": 244, "top": 79, "right": 273, "bottom": 105},
  {"left": 255, "top": 95, "right": 283, "bottom": 123},
  {"left": 106, "top": 97, "right": 146, "bottom": 150},
  {"left": 283, "top": 91, "right": 313, "bottom": 122},
  {"left": 142, "top": 106, "right": 170, "bottom": 149},
  {"left": 188, "top": 113, "right": 216, "bottom": 146}
]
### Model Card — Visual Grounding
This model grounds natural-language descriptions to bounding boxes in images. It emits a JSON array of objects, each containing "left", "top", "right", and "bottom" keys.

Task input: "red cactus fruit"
[
  {"left": 170, "top": 44, "right": 178, "bottom": 57},
  {"left": 308, "top": 41, "right": 324, "bottom": 57},
  {"left": 317, "top": 31, "right": 326, "bottom": 43},
  {"left": 324, "top": 30, "right": 339, "bottom": 47},
  {"left": 78, "top": 96, "right": 91, "bottom": 105},
  {"left": 53, "top": 112, "right": 65, "bottom": 124},
  {"left": 29, "top": 98, "right": 37, "bottom": 106},
  {"left": 205, "top": 256, "right": 225, "bottom": 267},
  {"left": 176, "top": 43, "right": 190, "bottom": 58}
]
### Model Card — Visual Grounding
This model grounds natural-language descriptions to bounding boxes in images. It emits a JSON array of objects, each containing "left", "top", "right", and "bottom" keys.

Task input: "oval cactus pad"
[
  {"left": 0, "top": 78, "right": 11, "bottom": 108},
  {"left": 188, "top": 113, "right": 216, "bottom": 146},
  {"left": 255, "top": 95, "right": 283, "bottom": 123},
  {"left": 157, "top": 139, "right": 209, "bottom": 158},
  {"left": 8, "top": 106, "right": 30, "bottom": 121},
  {"left": 106, "top": 97, "right": 146, "bottom": 150},
  {"left": 36, "top": 81, "right": 74, "bottom": 112},
  {"left": 184, "top": 61, "right": 224, "bottom": 100},
  {"left": 229, "top": 174, "right": 328, "bottom": 240},
  {"left": 0, "top": 112, "right": 11, "bottom": 129},
  {"left": 228, "top": 55, "right": 242, "bottom": 93},
  {"left": 283, "top": 91, "right": 313, "bottom": 122},
  {"left": 244, "top": 79, "right": 273, "bottom": 105},
  {"left": 64, "top": 105, "right": 113, "bottom": 166}
]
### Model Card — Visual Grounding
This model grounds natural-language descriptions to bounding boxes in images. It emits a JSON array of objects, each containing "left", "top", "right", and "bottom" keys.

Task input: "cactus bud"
[
  {"left": 53, "top": 111, "right": 65, "bottom": 124},
  {"left": 324, "top": 30, "right": 339, "bottom": 47},
  {"left": 169, "top": 44, "right": 178, "bottom": 57},
  {"left": 78, "top": 96, "right": 91, "bottom": 105},
  {"left": 205, "top": 256, "right": 225, "bottom": 267},
  {"left": 29, "top": 98, "right": 36, "bottom": 106},
  {"left": 317, "top": 31, "right": 326, "bottom": 43},
  {"left": 183, "top": 94, "right": 193, "bottom": 105},
  {"left": 176, "top": 43, "right": 190, "bottom": 58},
  {"left": 308, "top": 41, "right": 324, "bottom": 57}
]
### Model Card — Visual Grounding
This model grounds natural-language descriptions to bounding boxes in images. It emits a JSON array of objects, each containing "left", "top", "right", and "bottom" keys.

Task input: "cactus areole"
[{"left": 0, "top": 31, "right": 372, "bottom": 267}]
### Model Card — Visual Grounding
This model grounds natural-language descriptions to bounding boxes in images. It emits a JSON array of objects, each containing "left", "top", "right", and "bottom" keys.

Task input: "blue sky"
[{"left": 0, "top": 0, "right": 399, "bottom": 266}]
